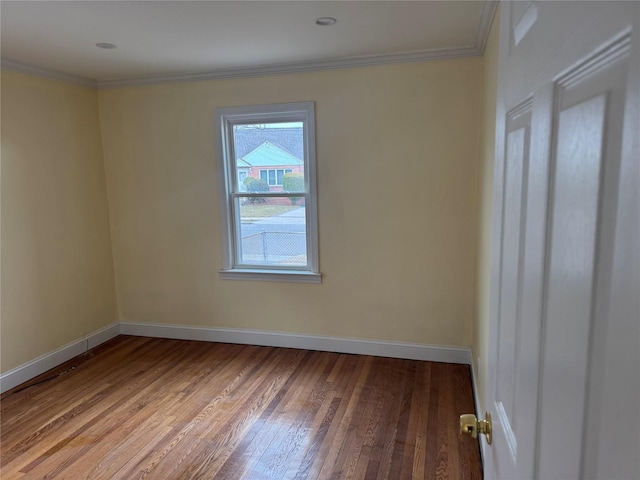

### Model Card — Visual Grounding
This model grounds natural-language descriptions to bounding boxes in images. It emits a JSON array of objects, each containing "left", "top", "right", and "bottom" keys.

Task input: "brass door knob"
[{"left": 460, "top": 412, "right": 492, "bottom": 445}]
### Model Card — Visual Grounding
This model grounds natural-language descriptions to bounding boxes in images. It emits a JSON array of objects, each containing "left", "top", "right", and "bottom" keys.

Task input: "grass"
[{"left": 239, "top": 204, "right": 299, "bottom": 218}]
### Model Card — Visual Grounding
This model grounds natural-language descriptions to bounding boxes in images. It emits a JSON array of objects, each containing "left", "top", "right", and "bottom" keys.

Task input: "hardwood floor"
[{"left": 1, "top": 336, "right": 482, "bottom": 479}]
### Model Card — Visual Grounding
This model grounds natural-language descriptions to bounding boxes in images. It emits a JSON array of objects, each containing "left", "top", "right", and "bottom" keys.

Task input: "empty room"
[{"left": 1, "top": 1, "right": 638, "bottom": 479}]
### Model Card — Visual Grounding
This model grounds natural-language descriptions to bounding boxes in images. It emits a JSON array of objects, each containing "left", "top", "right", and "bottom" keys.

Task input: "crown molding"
[
  {"left": 1, "top": 1, "right": 498, "bottom": 90},
  {"left": 475, "top": 1, "right": 499, "bottom": 55},
  {"left": 1, "top": 58, "right": 96, "bottom": 88},
  {"left": 96, "top": 45, "right": 480, "bottom": 89},
  {"left": 2, "top": 46, "right": 481, "bottom": 91}
]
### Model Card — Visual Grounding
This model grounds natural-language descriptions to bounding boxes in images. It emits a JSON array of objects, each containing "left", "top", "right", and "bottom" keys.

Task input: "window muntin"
[{"left": 215, "top": 102, "right": 320, "bottom": 282}]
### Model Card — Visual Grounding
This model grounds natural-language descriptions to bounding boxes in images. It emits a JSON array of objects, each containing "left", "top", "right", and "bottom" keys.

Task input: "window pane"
[
  {"left": 232, "top": 122, "right": 304, "bottom": 193},
  {"left": 237, "top": 197, "right": 307, "bottom": 266}
]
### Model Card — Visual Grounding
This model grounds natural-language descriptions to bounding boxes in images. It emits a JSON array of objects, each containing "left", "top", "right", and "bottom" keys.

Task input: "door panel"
[
  {"left": 538, "top": 94, "right": 606, "bottom": 478},
  {"left": 493, "top": 104, "right": 532, "bottom": 478},
  {"left": 538, "top": 38, "right": 631, "bottom": 480}
]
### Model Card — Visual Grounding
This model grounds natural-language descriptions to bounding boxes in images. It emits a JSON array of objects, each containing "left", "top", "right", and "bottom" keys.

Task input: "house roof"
[
  {"left": 234, "top": 127, "right": 303, "bottom": 160},
  {"left": 239, "top": 141, "right": 303, "bottom": 168}
]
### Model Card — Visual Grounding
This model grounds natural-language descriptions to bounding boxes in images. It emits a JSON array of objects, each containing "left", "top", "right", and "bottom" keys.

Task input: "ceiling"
[{"left": 1, "top": 1, "right": 496, "bottom": 88}]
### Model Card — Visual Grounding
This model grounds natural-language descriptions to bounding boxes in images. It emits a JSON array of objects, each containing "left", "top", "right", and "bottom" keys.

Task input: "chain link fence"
[{"left": 241, "top": 231, "right": 307, "bottom": 265}]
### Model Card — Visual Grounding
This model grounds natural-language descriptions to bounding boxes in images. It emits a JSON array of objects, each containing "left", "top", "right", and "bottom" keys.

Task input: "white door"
[{"left": 485, "top": 2, "right": 639, "bottom": 478}]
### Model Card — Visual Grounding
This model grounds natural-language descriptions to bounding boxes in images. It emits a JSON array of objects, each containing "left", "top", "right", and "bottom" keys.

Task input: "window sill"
[{"left": 219, "top": 269, "right": 322, "bottom": 284}]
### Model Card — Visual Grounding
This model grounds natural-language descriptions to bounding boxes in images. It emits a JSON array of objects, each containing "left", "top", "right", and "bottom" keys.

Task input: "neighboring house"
[{"left": 237, "top": 141, "right": 303, "bottom": 192}]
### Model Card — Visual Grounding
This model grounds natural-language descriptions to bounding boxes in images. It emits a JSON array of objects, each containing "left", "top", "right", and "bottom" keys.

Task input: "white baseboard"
[
  {"left": 469, "top": 355, "right": 484, "bottom": 415},
  {"left": 120, "top": 322, "right": 472, "bottom": 365},
  {"left": 469, "top": 355, "right": 487, "bottom": 466},
  {"left": 0, "top": 323, "right": 120, "bottom": 394},
  {"left": 1, "top": 321, "right": 472, "bottom": 395}
]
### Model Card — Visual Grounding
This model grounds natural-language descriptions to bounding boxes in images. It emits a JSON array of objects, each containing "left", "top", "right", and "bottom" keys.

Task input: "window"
[
  {"left": 260, "top": 169, "right": 293, "bottom": 186},
  {"left": 214, "top": 102, "right": 320, "bottom": 283}
]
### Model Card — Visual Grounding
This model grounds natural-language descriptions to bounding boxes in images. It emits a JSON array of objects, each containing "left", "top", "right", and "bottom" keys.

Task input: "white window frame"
[{"left": 214, "top": 102, "right": 321, "bottom": 283}]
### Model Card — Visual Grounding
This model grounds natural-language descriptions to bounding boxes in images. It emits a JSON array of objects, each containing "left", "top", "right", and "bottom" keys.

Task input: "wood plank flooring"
[{"left": 1, "top": 336, "right": 482, "bottom": 479}]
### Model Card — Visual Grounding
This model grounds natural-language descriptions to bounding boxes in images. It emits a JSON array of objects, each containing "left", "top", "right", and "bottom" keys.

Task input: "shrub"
[
  {"left": 243, "top": 177, "right": 269, "bottom": 203},
  {"left": 244, "top": 177, "right": 269, "bottom": 192},
  {"left": 283, "top": 173, "right": 304, "bottom": 205}
]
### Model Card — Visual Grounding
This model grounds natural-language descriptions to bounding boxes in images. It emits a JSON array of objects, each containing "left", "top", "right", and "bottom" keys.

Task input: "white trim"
[
  {"left": 476, "top": 1, "right": 500, "bottom": 54},
  {"left": 215, "top": 101, "right": 320, "bottom": 281},
  {"left": 1, "top": 321, "right": 472, "bottom": 394},
  {"left": 469, "top": 356, "right": 488, "bottom": 467},
  {"left": 0, "top": 323, "right": 120, "bottom": 394},
  {"left": 219, "top": 269, "right": 322, "bottom": 284},
  {"left": 1, "top": 1, "right": 499, "bottom": 91},
  {"left": 86, "top": 323, "right": 121, "bottom": 349},
  {"left": 97, "top": 46, "right": 480, "bottom": 89},
  {"left": 2, "top": 48, "right": 479, "bottom": 91},
  {"left": 119, "top": 322, "right": 472, "bottom": 365},
  {"left": 1, "top": 58, "right": 96, "bottom": 88},
  {"left": 470, "top": 355, "right": 482, "bottom": 414}
]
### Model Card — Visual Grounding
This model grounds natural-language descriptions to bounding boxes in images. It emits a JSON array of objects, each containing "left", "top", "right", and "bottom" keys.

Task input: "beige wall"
[
  {"left": 473, "top": 8, "right": 500, "bottom": 408},
  {"left": 98, "top": 58, "right": 483, "bottom": 347},
  {"left": 1, "top": 71, "right": 118, "bottom": 372}
]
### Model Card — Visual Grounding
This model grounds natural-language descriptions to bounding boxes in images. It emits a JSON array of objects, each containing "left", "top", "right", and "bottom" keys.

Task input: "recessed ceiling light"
[
  {"left": 315, "top": 17, "right": 337, "bottom": 26},
  {"left": 96, "top": 43, "right": 117, "bottom": 49}
]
